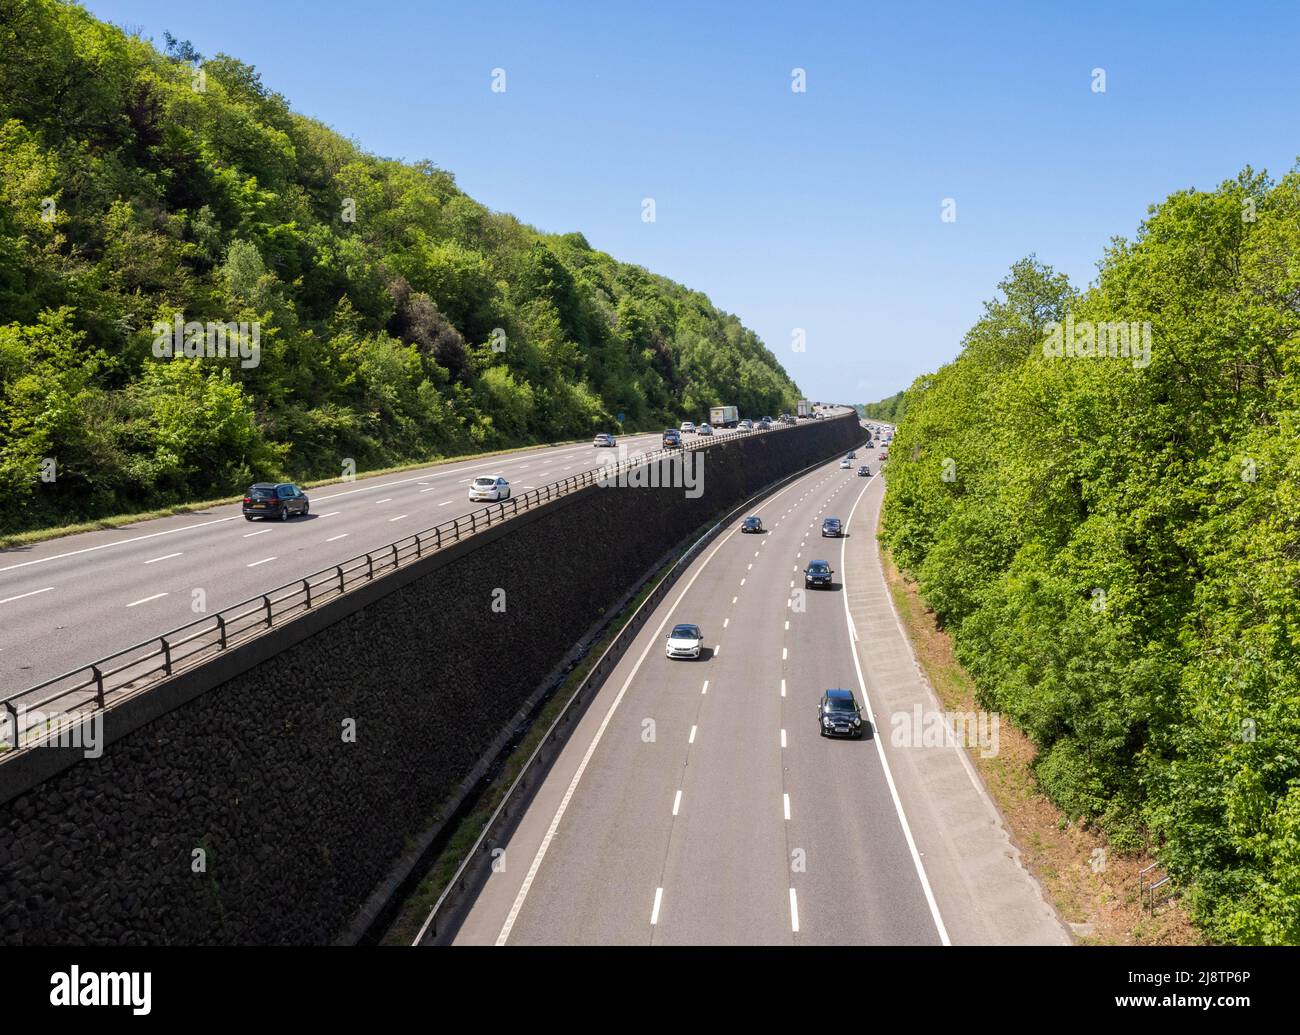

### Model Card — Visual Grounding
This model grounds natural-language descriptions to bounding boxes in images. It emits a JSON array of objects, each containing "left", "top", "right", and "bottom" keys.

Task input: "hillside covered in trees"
[
  {"left": 0, "top": 0, "right": 800, "bottom": 532},
  {"left": 859, "top": 390, "right": 907, "bottom": 423},
  {"left": 881, "top": 170, "right": 1300, "bottom": 943}
]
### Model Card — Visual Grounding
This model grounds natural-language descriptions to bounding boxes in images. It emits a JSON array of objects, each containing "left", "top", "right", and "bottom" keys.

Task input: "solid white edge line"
[
  {"left": 840, "top": 473, "right": 951, "bottom": 946},
  {"left": 0, "top": 516, "right": 239, "bottom": 573},
  {"left": 492, "top": 464, "right": 819, "bottom": 945}
]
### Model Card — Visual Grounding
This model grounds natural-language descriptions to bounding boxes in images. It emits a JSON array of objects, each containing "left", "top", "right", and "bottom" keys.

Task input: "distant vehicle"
[
  {"left": 797, "top": 399, "right": 812, "bottom": 418},
  {"left": 738, "top": 418, "right": 753, "bottom": 430},
  {"left": 243, "top": 482, "right": 309, "bottom": 521},
  {"left": 804, "top": 559, "right": 834, "bottom": 589},
  {"left": 839, "top": 458, "right": 851, "bottom": 469},
  {"left": 709, "top": 405, "right": 739, "bottom": 428},
  {"left": 469, "top": 475, "right": 511, "bottom": 501},
  {"left": 758, "top": 416, "right": 773, "bottom": 429},
  {"left": 815, "top": 412, "right": 826, "bottom": 420},
  {"left": 879, "top": 449, "right": 889, "bottom": 460},
  {"left": 741, "top": 516, "right": 764, "bottom": 533},
  {"left": 846, "top": 450, "right": 856, "bottom": 459},
  {"left": 822, "top": 517, "right": 842, "bottom": 537},
  {"left": 818, "top": 688, "right": 864, "bottom": 738},
  {"left": 680, "top": 421, "right": 696, "bottom": 434},
  {"left": 697, "top": 422, "right": 714, "bottom": 436},
  {"left": 662, "top": 428, "right": 682, "bottom": 448},
  {"left": 593, "top": 433, "right": 616, "bottom": 447},
  {"left": 857, "top": 465, "right": 871, "bottom": 477},
  {"left": 665, "top": 623, "right": 704, "bottom": 660}
]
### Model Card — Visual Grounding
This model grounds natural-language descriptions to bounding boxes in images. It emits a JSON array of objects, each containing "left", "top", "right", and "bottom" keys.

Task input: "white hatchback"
[{"left": 468, "top": 475, "right": 511, "bottom": 501}]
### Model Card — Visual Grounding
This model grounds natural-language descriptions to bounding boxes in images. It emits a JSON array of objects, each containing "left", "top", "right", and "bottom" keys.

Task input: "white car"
[
  {"left": 468, "top": 475, "right": 511, "bottom": 501},
  {"left": 680, "top": 421, "right": 696, "bottom": 434},
  {"left": 665, "top": 623, "right": 704, "bottom": 660},
  {"left": 697, "top": 423, "right": 714, "bottom": 436},
  {"left": 839, "top": 458, "right": 851, "bottom": 469}
]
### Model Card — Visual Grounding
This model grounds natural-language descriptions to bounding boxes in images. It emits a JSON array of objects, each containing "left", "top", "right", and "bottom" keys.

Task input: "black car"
[
  {"left": 821, "top": 517, "right": 842, "bottom": 537},
  {"left": 741, "top": 516, "right": 764, "bottom": 533},
  {"left": 804, "top": 559, "right": 833, "bottom": 588},
  {"left": 243, "top": 482, "right": 309, "bottom": 521},
  {"left": 857, "top": 465, "right": 871, "bottom": 477},
  {"left": 818, "top": 688, "right": 865, "bottom": 738}
]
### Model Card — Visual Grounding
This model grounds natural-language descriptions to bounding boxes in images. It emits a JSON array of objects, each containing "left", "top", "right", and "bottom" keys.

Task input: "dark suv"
[
  {"left": 818, "top": 688, "right": 865, "bottom": 738},
  {"left": 243, "top": 482, "right": 309, "bottom": 521}
]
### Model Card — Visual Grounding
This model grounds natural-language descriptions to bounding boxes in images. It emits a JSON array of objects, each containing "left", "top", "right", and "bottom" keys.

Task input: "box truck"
[{"left": 709, "top": 405, "right": 739, "bottom": 428}]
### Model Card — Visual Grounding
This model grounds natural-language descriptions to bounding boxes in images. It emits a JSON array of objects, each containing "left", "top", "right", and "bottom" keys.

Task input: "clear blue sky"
[{"left": 87, "top": 0, "right": 1300, "bottom": 403}]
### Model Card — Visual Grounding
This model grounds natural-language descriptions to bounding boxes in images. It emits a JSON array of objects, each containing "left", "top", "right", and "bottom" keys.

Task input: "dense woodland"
[
  {"left": 859, "top": 390, "right": 907, "bottom": 424},
  {"left": 881, "top": 171, "right": 1300, "bottom": 943},
  {"left": 0, "top": 0, "right": 800, "bottom": 532}
]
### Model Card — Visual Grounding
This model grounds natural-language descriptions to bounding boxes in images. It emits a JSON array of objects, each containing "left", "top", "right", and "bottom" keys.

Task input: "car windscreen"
[
  {"left": 826, "top": 696, "right": 856, "bottom": 712},
  {"left": 670, "top": 625, "right": 699, "bottom": 639},
  {"left": 473, "top": 477, "right": 497, "bottom": 487},
  {"left": 249, "top": 487, "right": 276, "bottom": 499},
  {"left": 808, "top": 562, "right": 830, "bottom": 573}
]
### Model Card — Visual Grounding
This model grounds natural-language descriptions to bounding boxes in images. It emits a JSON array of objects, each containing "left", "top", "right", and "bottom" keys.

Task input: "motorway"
[
  {"left": 451, "top": 447, "right": 947, "bottom": 944},
  {"left": 0, "top": 425, "right": 727, "bottom": 698}
]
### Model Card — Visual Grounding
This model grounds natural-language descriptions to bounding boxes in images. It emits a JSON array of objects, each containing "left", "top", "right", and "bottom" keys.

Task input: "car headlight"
[
  {"left": 852, "top": 718, "right": 862, "bottom": 726},
  {"left": 823, "top": 717, "right": 833, "bottom": 727}
]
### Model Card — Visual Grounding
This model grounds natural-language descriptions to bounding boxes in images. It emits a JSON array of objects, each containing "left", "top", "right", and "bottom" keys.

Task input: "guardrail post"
[
  {"left": 337, "top": 565, "right": 345, "bottom": 593},
  {"left": 416, "top": 534, "right": 423, "bottom": 558},
  {"left": 5, "top": 701, "right": 21, "bottom": 750},
  {"left": 91, "top": 664, "right": 105, "bottom": 707},
  {"left": 367, "top": 555, "right": 374, "bottom": 580},
  {"left": 435, "top": 527, "right": 442, "bottom": 549},
  {"left": 470, "top": 513, "right": 477, "bottom": 533},
  {"left": 161, "top": 636, "right": 172, "bottom": 675},
  {"left": 303, "top": 578, "right": 312, "bottom": 608},
  {"left": 262, "top": 595, "right": 273, "bottom": 627},
  {"left": 217, "top": 614, "right": 227, "bottom": 649},
  {"left": 391, "top": 543, "right": 398, "bottom": 569}
]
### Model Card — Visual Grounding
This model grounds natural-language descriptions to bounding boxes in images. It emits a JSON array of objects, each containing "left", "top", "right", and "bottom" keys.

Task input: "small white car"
[
  {"left": 697, "top": 423, "right": 714, "bottom": 436},
  {"left": 839, "top": 458, "right": 851, "bottom": 469},
  {"left": 680, "top": 421, "right": 696, "bottom": 434},
  {"left": 468, "top": 475, "right": 511, "bottom": 501},
  {"left": 665, "top": 623, "right": 704, "bottom": 660}
]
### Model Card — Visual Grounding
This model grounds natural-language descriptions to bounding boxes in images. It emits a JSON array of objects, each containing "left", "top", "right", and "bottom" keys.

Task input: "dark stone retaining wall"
[{"left": 0, "top": 416, "right": 862, "bottom": 944}]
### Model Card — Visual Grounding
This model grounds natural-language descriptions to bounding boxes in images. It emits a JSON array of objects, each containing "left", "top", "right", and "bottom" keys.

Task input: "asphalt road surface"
[
  {"left": 452, "top": 450, "right": 946, "bottom": 945},
  {"left": 0, "top": 425, "right": 747, "bottom": 698}
]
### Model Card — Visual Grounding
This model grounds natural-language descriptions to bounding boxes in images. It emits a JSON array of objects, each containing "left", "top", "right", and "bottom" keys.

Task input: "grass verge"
[{"left": 879, "top": 546, "right": 1202, "bottom": 946}]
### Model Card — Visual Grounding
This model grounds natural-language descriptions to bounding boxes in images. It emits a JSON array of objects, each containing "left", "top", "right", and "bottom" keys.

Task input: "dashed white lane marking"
[
  {"left": 247, "top": 556, "right": 277, "bottom": 568},
  {"left": 688, "top": 725, "right": 697, "bottom": 744},
  {"left": 790, "top": 888, "right": 800, "bottom": 933},
  {"left": 320, "top": 512, "right": 340, "bottom": 518},
  {"left": 782, "top": 647, "right": 788, "bottom": 660},
  {"left": 780, "top": 679, "right": 786, "bottom": 698},
  {"left": 712, "top": 645, "right": 720, "bottom": 657},
  {"left": 747, "top": 563, "right": 753, "bottom": 571},
  {"left": 781, "top": 729, "right": 787, "bottom": 748},
  {"left": 784, "top": 793, "right": 791, "bottom": 820},
  {"left": 375, "top": 497, "right": 393, "bottom": 504},
  {"left": 672, "top": 790, "right": 682, "bottom": 816},
  {"left": 740, "top": 578, "right": 746, "bottom": 586},
  {"left": 389, "top": 514, "right": 408, "bottom": 522},
  {"left": 144, "top": 552, "right": 182, "bottom": 565},
  {"left": 732, "top": 596, "right": 738, "bottom": 604},
  {"left": 126, "top": 592, "right": 167, "bottom": 608},
  {"left": 243, "top": 529, "right": 271, "bottom": 538},
  {"left": 785, "top": 620, "right": 790, "bottom": 630},
  {"left": 419, "top": 487, "right": 440, "bottom": 493},
  {"left": 0, "top": 587, "right": 53, "bottom": 606},
  {"left": 701, "top": 680, "right": 708, "bottom": 695},
  {"left": 326, "top": 534, "right": 348, "bottom": 543},
  {"left": 723, "top": 618, "right": 729, "bottom": 629},
  {"left": 439, "top": 500, "right": 454, "bottom": 506},
  {"left": 651, "top": 888, "right": 664, "bottom": 925}
]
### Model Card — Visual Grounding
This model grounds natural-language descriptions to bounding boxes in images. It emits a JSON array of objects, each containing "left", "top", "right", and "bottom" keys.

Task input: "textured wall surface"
[{"left": 0, "top": 417, "right": 861, "bottom": 945}]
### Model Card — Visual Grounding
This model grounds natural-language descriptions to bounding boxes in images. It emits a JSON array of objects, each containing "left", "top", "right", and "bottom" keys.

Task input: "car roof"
[
  {"left": 809, "top": 558, "right": 830, "bottom": 566},
  {"left": 823, "top": 516, "right": 840, "bottom": 523},
  {"left": 826, "top": 688, "right": 854, "bottom": 700}
]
